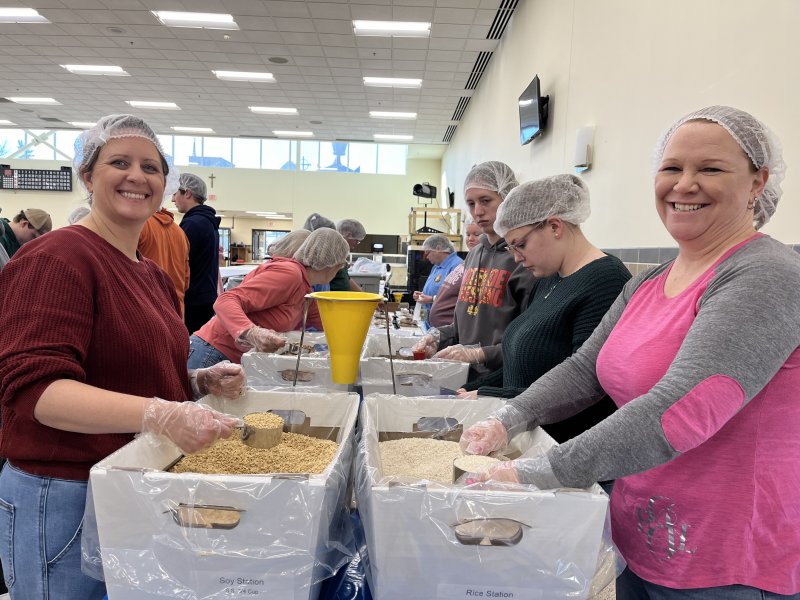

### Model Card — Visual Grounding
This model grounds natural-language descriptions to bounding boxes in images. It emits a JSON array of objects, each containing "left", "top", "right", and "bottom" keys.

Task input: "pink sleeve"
[{"left": 660, "top": 375, "right": 745, "bottom": 452}]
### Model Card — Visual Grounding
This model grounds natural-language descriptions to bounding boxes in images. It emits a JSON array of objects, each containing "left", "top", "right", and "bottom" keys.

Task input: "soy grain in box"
[
  {"left": 89, "top": 390, "right": 359, "bottom": 600},
  {"left": 355, "top": 394, "right": 618, "bottom": 600}
]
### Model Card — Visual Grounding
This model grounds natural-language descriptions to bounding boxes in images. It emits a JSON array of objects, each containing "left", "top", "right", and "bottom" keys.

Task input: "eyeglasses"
[{"left": 505, "top": 222, "right": 545, "bottom": 256}]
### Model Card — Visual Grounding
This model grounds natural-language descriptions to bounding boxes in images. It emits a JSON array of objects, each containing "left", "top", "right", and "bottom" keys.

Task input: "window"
[
  {"left": 262, "top": 139, "right": 297, "bottom": 171},
  {"left": 232, "top": 138, "right": 261, "bottom": 169},
  {"left": 0, "top": 129, "right": 26, "bottom": 158},
  {"left": 54, "top": 130, "right": 80, "bottom": 161},
  {"left": 377, "top": 144, "right": 407, "bottom": 175},
  {"left": 252, "top": 229, "right": 290, "bottom": 261}
]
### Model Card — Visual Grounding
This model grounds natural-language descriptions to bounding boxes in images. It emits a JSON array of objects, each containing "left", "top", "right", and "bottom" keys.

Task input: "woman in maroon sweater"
[{"left": 0, "top": 115, "right": 245, "bottom": 598}]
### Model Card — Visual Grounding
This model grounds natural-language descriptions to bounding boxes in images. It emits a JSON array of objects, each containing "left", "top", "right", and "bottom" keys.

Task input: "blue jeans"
[
  {"left": 187, "top": 335, "right": 231, "bottom": 369},
  {"left": 617, "top": 567, "right": 800, "bottom": 599},
  {"left": 0, "top": 462, "right": 106, "bottom": 599}
]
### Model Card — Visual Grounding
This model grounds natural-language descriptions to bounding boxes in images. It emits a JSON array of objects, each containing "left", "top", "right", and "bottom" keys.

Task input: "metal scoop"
[{"left": 238, "top": 413, "right": 283, "bottom": 449}]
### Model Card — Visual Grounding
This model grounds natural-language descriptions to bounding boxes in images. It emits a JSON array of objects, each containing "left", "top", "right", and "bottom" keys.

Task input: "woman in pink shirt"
[
  {"left": 461, "top": 106, "right": 800, "bottom": 599},
  {"left": 188, "top": 227, "right": 350, "bottom": 367}
]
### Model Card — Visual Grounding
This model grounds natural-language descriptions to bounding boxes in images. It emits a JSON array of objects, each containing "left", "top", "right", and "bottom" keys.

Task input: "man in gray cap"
[
  {"left": 0, "top": 208, "right": 52, "bottom": 270},
  {"left": 174, "top": 173, "right": 220, "bottom": 333}
]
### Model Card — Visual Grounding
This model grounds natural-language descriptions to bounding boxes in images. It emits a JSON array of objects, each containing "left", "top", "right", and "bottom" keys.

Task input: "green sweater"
[
  {"left": 463, "top": 254, "right": 631, "bottom": 442},
  {"left": 0, "top": 219, "right": 21, "bottom": 261}
]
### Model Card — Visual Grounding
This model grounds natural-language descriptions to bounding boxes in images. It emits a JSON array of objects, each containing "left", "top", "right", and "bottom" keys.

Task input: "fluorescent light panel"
[
  {"left": 0, "top": 119, "right": 16, "bottom": 125},
  {"left": 0, "top": 8, "right": 49, "bottom": 23},
  {"left": 171, "top": 126, "right": 214, "bottom": 133},
  {"left": 374, "top": 134, "right": 413, "bottom": 141},
  {"left": 214, "top": 70, "right": 275, "bottom": 83},
  {"left": 363, "top": 77, "right": 422, "bottom": 89},
  {"left": 68, "top": 121, "right": 96, "bottom": 128},
  {"left": 273, "top": 130, "right": 313, "bottom": 137},
  {"left": 126, "top": 100, "right": 180, "bottom": 110},
  {"left": 353, "top": 20, "right": 430, "bottom": 37},
  {"left": 61, "top": 64, "right": 128, "bottom": 76},
  {"left": 369, "top": 111, "right": 417, "bottom": 120},
  {"left": 6, "top": 97, "right": 60, "bottom": 105},
  {"left": 249, "top": 106, "right": 297, "bottom": 115},
  {"left": 152, "top": 11, "right": 239, "bottom": 30}
]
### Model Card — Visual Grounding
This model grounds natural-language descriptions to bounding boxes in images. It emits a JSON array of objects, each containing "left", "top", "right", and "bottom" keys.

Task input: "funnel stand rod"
[
  {"left": 385, "top": 305, "right": 396, "bottom": 394},
  {"left": 294, "top": 296, "right": 311, "bottom": 387}
]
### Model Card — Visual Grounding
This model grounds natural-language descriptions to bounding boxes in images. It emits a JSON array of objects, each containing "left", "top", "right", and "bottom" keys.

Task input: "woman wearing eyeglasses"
[{"left": 457, "top": 174, "right": 630, "bottom": 443}]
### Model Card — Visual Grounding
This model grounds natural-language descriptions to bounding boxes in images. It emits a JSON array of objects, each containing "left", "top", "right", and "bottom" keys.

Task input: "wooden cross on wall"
[{"left": 208, "top": 173, "right": 215, "bottom": 188}]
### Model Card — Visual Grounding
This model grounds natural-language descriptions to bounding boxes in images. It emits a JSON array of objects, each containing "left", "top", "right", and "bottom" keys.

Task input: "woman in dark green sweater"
[{"left": 458, "top": 174, "right": 631, "bottom": 443}]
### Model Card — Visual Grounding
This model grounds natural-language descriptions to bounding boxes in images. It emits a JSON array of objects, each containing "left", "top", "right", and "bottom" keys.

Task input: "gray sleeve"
[
  {"left": 545, "top": 248, "right": 800, "bottom": 488},
  {"left": 435, "top": 320, "right": 458, "bottom": 349}
]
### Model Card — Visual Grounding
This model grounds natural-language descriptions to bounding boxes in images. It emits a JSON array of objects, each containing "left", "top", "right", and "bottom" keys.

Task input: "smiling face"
[
  {"left": 82, "top": 137, "right": 165, "bottom": 227},
  {"left": 655, "top": 121, "right": 767, "bottom": 249},
  {"left": 465, "top": 187, "right": 503, "bottom": 236},
  {"left": 464, "top": 222, "right": 482, "bottom": 249}
]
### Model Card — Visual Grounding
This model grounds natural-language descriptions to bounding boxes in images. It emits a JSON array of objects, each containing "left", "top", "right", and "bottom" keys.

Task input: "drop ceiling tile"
[
  {"left": 314, "top": 19, "right": 352, "bottom": 35},
  {"left": 308, "top": 2, "right": 351, "bottom": 19}
]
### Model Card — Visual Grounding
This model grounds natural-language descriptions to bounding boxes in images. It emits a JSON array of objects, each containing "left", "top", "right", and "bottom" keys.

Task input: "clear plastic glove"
[
  {"left": 142, "top": 397, "right": 238, "bottom": 454},
  {"left": 462, "top": 457, "right": 561, "bottom": 489},
  {"left": 411, "top": 329, "right": 440, "bottom": 359},
  {"left": 237, "top": 326, "right": 287, "bottom": 353},
  {"left": 434, "top": 344, "right": 485, "bottom": 364},
  {"left": 413, "top": 291, "right": 433, "bottom": 304},
  {"left": 456, "top": 388, "right": 478, "bottom": 399},
  {"left": 459, "top": 418, "right": 508, "bottom": 455},
  {"left": 193, "top": 361, "right": 246, "bottom": 399},
  {"left": 462, "top": 460, "right": 521, "bottom": 485}
]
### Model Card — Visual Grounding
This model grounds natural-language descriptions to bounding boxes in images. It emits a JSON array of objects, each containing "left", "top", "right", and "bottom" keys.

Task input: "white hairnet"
[
  {"left": 67, "top": 205, "right": 91, "bottom": 225},
  {"left": 293, "top": 228, "right": 350, "bottom": 270},
  {"left": 336, "top": 218, "right": 366, "bottom": 240},
  {"left": 653, "top": 105, "right": 786, "bottom": 230},
  {"left": 267, "top": 229, "right": 311, "bottom": 258},
  {"left": 73, "top": 114, "right": 180, "bottom": 207},
  {"left": 495, "top": 174, "right": 590, "bottom": 238},
  {"left": 303, "top": 212, "right": 335, "bottom": 231},
  {"left": 463, "top": 161, "right": 518, "bottom": 199},
  {"left": 422, "top": 234, "right": 456, "bottom": 253}
]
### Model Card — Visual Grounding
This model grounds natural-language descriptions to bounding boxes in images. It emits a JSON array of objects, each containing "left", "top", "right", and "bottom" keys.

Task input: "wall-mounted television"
[{"left": 518, "top": 75, "right": 549, "bottom": 145}]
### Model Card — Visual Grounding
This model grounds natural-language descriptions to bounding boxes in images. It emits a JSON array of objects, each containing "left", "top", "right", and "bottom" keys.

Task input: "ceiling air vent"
[
  {"left": 451, "top": 97, "right": 471, "bottom": 121},
  {"left": 465, "top": 52, "right": 492, "bottom": 90},
  {"left": 443, "top": 125, "right": 457, "bottom": 143},
  {"left": 487, "top": 0, "right": 519, "bottom": 40}
]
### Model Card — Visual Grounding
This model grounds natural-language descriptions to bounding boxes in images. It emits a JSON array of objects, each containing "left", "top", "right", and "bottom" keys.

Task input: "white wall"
[{"left": 443, "top": 0, "right": 800, "bottom": 247}]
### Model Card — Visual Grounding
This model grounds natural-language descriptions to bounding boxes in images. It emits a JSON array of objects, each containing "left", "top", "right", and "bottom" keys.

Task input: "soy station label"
[
  {"left": 437, "top": 583, "right": 542, "bottom": 600},
  {"left": 219, "top": 577, "right": 265, "bottom": 596}
]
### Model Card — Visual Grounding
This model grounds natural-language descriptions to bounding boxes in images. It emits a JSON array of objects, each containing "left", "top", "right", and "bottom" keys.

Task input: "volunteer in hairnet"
[
  {"left": 457, "top": 175, "right": 630, "bottom": 444},
  {"left": 413, "top": 234, "right": 463, "bottom": 328},
  {"left": 0, "top": 114, "right": 245, "bottom": 598},
  {"left": 413, "top": 161, "right": 535, "bottom": 379},
  {"left": 460, "top": 106, "right": 800, "bottom": 598},
  {"left": 331, "top": 218, "right": 367, "bottom": 292},
  {"left": 188, "top": 227, "right": 350, "bottom": 366}
]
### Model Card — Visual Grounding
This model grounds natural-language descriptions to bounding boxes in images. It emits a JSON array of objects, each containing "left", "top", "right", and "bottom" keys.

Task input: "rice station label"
[{"left": 437, "top": 583, "right": 541, "bottom": 599}]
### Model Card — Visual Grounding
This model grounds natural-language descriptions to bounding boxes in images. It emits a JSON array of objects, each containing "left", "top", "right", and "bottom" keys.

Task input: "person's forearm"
[{"left": 34, "top": 379, "right": 148, "bottom": 434}]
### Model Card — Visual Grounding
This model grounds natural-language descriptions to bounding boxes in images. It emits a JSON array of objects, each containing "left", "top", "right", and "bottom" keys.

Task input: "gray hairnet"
[
  {"left": 293, "top": 228, "right": 350, "bottom": 270},
  {"left": 303, "top": 212, "right": 335, "bottom": 231},
  {"left": 267, "top": 229, "right": 311, "bottom": 258},
  {"left": 67, "top": 205, "right": 91, "bottom": 225},
  {"left": 73, "top": 114, "right": 180, "bottom": 205},
  {"left": 336, "top": 218, "right": 366, "bottom": 240},
  {"left": 179, "top": 173, "right": 207, "bottom": 202},
  {"left": 422, "top": 234, "right": 456, "bottom": 253},
  {"left": 653, "top": 105, "right": 786, "bottom": 230},
  {"left": 495, "top": 174, "right": 591, "bottom": 238},
  {"left": 463, "top": 161, "right": 518, "bottom": 199}
]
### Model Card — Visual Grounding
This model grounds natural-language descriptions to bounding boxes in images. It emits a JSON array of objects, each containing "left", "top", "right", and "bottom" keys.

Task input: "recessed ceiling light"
[
  {"left": 151, "top": 11, "right": 239, "bottom": 30},
  {"left": 0, "top": 8, "right": 49, "bottom": 23},
  {"left": 373, "top": 134, "right": 413, "bottom": 141},
  {"left": 363, "top": 77, "right": 422, "bottom": 89},
  {"left": 273, "top": 130, "right": 313, "bottom": 137},
  {"left": 6, "top": 97, "right": 61, "bottom": 105},
  {"left": 125, "top": 100, "right": 180, "bottom": 110},
  {"left": 213, "top": 70, "right": 275, "bottom": 83},
  {"left": 369, "top": 111, "right": 417, "bottom": 120},
  {"left": 0, "top": 119, "right": 16, "bottom": 125},
  {"left": 61, "top": 64, "right": 129, "bottom": 76},
  {"left": 68, "top": 121, "right": 96, "bottom": 128},
  {"left": 249, "top": 106, "right": 297, "bottom": 115},
  {"left": 106, "top": 26, "right": 125, "bottom": 34},
  {"left": 353, "top": 20, "right": 430, "bottom": 37},
  {"left": 171, "top": 126, "right": 214, "bottom": 133}
]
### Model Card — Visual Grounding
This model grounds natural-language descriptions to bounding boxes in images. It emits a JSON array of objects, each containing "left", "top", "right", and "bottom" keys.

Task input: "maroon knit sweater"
[{"left": 0, "top": 226, "right": 190, "bottom": 480}]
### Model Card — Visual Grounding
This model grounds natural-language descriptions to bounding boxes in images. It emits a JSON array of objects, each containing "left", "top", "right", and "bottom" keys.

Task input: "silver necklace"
[{"left": 543, "top": 277, "right": 562, "bottom": 299}]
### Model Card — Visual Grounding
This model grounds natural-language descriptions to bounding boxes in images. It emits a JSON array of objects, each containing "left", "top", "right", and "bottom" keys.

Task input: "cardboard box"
[
  {"left": 360, "top": 335, "right": 469, "bottom": 395},
  {"left": 90, "top": 390, "right": 359, "bottom": 600},
  {"left": 355, "top": 395, "right": 615, "bottom": 600}
]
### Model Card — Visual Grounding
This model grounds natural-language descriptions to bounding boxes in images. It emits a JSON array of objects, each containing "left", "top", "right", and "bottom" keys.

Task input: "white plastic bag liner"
[
  {"left": 360, "top": 335, "right": 468, "bottom": 395},
  {"left": 89, "top": 390, "right": 359, "bottom": 600},
  {"left": 355, "top": 394, "right": 621, "bottom": 600},
  {"left": 349, "top": 257, "right": 386, "bottom": 275}
]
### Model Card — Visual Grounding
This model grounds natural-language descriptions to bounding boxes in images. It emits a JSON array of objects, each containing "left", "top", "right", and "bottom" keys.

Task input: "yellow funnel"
[{"left": 309, "top": 291, "right": 383, "bottom": 384}]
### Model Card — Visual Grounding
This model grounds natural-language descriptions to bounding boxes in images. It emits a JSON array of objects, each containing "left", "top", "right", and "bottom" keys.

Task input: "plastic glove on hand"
[
  {"left": 239, "top": 326, "right": 287, "bottom": 353},
  {"left": 142, "top": 397, "right": 239, "bottom": 454},
  {"left": 456, "top": 389, "right": 478, "bottom": 399},
  {"left": 411, "top": 334, "right": 438, "bottom": 359},
  {"left": 196, "top": 361, "right": 246, "bottom": 399},
  {"left": 463, "top": 460, "right": 521, "bottom": 485},
  {"left": 459, "top": 418, "right": 508, "bottom": 455},
  {"left": 433, "top": 344, "right": 485, "bottom": 364}
]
